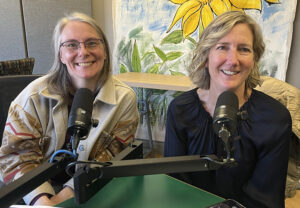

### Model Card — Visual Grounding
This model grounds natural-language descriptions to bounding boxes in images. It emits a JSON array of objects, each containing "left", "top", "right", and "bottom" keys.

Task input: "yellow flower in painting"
[{"left": 168, "top": 0, "right": 280, "bottom": 38}]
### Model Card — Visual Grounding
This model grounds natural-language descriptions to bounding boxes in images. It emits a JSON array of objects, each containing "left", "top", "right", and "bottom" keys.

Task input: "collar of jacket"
[
  {"left": 94, "top": 75, "right": 117, "bottom": 106},
  {"left": 37, "top": 75, "right": 118, "bottom": 106}
]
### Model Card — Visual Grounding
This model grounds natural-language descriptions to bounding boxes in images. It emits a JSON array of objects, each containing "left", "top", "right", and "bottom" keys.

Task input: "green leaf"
[
  {"left": 172, "top": 91, "right": 183, "bottom": 97},
  {"left": 162, "top": 97, "right": 167, "bottom": 121},
  {"left": 117, "top": 39, "right": 133, "bottom": 71},
  {"left": 132, "top": 40, "right": 141, "bottom": 72},
  {"left": 186, "top": 36, "right": 197, "bottom": 46},
  {"left": 129, "top": 26, "right": 143, "bottom": 39},
  {"left": 117, "top": 39, "right": 127, "bottom": 58},
  {"left": 141, "top": 51, "right": 155, "bottom": 64},
  {"left": 198, "top": 18, "right": 204, "bottom": 38},
  {"left": 161, "top": 30, "right": 183, "bottom": 45},
  {"left": 141, "top": 51, "right": 155, "bottom": 60},
  {"left": 153, "top": 45, "right": 167, "bottom": 62},
  {"left": 170, "top": 70, "right": 185, "bottom": 76},
  {"left": 152, "top": 89, "right": 167, "bottom": 95},
  {"left": 118, "top": 39, "right": 132, "bottom": 59},
  {"left": 146, "top": 63, "right": 161, "bottom": 74},
  {"left": 117, "top": 38, "right": 125, "bottom": 53},
  {"left": 119, "top": 63, "right": 128, "bottom": 73},
  {"left": 166, "top": 51, "right": 183, "bottom": 61}
]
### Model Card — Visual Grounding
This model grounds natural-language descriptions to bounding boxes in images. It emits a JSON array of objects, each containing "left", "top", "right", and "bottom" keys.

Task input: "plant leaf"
[
  {"left": 129, "top": 26, "right": 143, "bottom": 39},
  {"left": 119, "top": 63, "right": 128, "bottom": 73},
  {"left": 146, "top": 63, "right": 161, "bottom": 74},
  {"left": 118, "top": 39, "right": 130, "bottom": 58},
  {"left": 153, "top": 45, "right": 167, "bottom": 62},
  {"left": 141, "top": 52, "right": 156, "bottom": 70},
  {"left": 166, "top": 51, "right": 183, "bottom": 61},
  {"left": 161, "top": 30, "right": 183, "bottom": 45},
  {"left": 141, "top": 51, "right": 155, "bottom": 60},
  {"left": 117, "top": 38, "right": 125, "bottom": 53},
  {"left": 186, "top": 36, "right": 197, "bottom": 45},
  {"left": 172, "top": 91, "right": 183, "bottom": 97},
  {"left": 152, "top": 89, "right": 167, "bottom": 95},
  {"left": 132, "top": 40, "right": 141, "bottom": 72},
  {"left": 170, "top": 70, "right": 186, "bottom": 76}
]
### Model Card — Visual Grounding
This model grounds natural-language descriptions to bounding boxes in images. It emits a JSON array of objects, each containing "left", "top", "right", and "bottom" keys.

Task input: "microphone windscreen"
[
  {"left": 215, "top": 91, "right": 238, "bottom": 111},
  {"left": 213, "top": 91, "right": 238, "bottom": 137},
  {"left": 68, "top": 88, "right": 94, "bottom": 131}
]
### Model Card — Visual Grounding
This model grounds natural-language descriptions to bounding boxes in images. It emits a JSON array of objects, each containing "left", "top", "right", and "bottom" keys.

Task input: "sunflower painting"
[
  {"left": 114, "top": 0, "right": 297, "bottom": 80},
  {"left": 167, "top": 0, "right": 280, "bottom": 38},
  {"left": 113, "top": 0, "right": 297, "bottom": 140}
]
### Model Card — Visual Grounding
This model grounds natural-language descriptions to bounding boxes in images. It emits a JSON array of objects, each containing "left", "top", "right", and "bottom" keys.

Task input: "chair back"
[
  {"left": 255, "top": 76, "right": 300, "bottom": 138},
  {"left": 0, "top": 58, "right": 35, "bottom": 76},
  {"left": 0, "top": 75, "right": 42, "bottom": 144}
]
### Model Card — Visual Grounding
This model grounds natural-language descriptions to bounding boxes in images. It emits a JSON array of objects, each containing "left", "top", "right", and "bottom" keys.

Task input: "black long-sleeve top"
[{"left": 164, "top": 89, "right": 291, "bottom": 208}]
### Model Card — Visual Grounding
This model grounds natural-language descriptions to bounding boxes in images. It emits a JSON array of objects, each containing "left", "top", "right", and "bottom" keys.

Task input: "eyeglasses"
[{"left": 60, "top": 39, "right": 104, "bottom": 51}]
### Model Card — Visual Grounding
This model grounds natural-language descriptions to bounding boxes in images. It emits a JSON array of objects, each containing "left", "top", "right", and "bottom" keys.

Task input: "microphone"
[
  {"left": 67, "top": 88, "right": 96, "bottom": 151},
  {"left": 213, "top": 91, "right": 238, "bottom": 159}
]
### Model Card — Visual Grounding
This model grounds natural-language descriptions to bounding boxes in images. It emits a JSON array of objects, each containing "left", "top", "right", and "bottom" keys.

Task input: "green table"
[{"left": 58, "top": 174, "right": 224, "bottom": 208}]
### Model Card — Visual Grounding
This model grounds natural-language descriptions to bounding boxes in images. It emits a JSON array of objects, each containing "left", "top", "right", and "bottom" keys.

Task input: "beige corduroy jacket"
[{"left": 0, "top": 75, "right": 139, "bottom": 204}]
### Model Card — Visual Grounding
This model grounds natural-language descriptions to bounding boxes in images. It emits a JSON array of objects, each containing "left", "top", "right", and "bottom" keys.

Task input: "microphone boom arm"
[
  {"left": 73, "top": 146, "right": 237, "bottom": 204},
  {"left": 0, "top": 155, "right": 73, "bottom": 208}
]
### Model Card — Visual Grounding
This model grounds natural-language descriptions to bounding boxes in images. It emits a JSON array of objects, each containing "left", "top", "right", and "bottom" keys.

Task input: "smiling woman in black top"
[{"left": 164, "top": 11, "right": 291, "bottom": 208}]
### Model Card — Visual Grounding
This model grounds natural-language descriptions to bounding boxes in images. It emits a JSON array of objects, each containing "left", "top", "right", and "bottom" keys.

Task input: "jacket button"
[{"left": 79, "top": 145, "right": 84, "bottom": 151}]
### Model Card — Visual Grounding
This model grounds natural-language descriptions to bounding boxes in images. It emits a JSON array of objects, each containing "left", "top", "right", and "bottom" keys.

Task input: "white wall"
[
  {"left": 92, "top": 0, "right": 115, "bottom": 73},
  {"left": 0, "top": 0, "right": 26, "bottom": 60},
  {"left": 286, "top": 1, "right": 300, "bottom": 89}
]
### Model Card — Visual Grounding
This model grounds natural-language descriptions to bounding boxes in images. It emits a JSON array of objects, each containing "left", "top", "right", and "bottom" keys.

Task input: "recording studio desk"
[{"left": 58, "top": 174, "right": 224, "bottom": 208}]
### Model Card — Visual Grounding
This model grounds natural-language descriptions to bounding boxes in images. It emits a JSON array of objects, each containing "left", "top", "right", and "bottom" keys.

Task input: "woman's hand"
[
  {"left": 34, "top": 186, "right": 74, "bottom": 206},
  {"left": 33, "top": 195, "right": 56, "bottom": 206},
  {"left": 51, "top": 186, "right": 74, "bottom": 205}
]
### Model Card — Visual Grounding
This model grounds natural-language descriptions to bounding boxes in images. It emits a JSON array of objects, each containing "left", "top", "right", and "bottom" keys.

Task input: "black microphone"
[
  {"left": 213, "top": 91, "right": 238, "bottom": 159},
  {"left": 67, "top": 88, "right": 95, "bottom": 151}
]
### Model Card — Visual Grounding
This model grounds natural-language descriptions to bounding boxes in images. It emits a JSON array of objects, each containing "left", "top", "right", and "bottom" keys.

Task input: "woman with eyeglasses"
[{"left": 0, "top": 12, "right": 139, "bottom": 206}]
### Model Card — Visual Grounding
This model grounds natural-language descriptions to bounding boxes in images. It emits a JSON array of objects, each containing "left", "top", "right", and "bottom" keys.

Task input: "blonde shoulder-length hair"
[{"left": 188, "top": 11, "right": 265, "bottom": 91}]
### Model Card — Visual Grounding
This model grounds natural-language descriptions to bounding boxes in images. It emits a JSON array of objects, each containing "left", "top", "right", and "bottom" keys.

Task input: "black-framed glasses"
[{"left": 60, "top": 38, "right": 104, "bottom": 51}]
